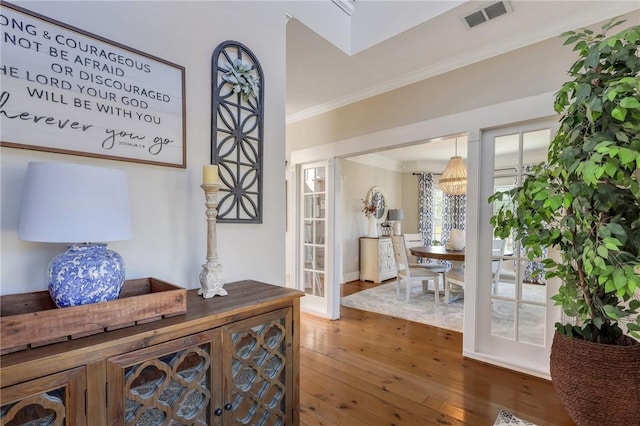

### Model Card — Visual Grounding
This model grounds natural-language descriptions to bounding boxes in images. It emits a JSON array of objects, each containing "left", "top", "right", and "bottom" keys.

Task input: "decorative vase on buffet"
[
  {"left": 449, "top": 229, "right": 465, "bottom": 250},
  {"left": 367, "top": 215, "right": 378, "bottom": 238}
]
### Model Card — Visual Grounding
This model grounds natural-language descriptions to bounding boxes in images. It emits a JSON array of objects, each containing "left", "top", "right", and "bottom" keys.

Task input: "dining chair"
[
  {"left": 403, "top": 233, "right": 446, "bottom": 278},
  {"left": 492, "top": 239, "right": 507, "bottom": 294},
  {"left": 391, "top": 235, "right": 442, "bottom": 303},
  {"left": 444, "top": 269, "right": 465, "bottom": 303}
]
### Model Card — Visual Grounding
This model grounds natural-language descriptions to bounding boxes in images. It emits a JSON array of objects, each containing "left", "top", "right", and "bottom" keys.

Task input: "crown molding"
[
  {"left": 345, "top": 153, "right": 403, "bottom": 173},
  {"left": 332, "top": 0, "right": 355, "bottom": 17}
]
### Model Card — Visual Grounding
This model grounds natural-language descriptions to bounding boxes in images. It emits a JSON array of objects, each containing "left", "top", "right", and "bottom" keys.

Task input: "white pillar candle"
[{"left": 203, "top": 165, "right": 219, "bottom": 185}]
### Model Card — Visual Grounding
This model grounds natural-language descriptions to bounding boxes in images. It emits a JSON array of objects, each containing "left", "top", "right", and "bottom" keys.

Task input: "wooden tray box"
[{"left": 0, "top": 277, "right": 186, "bottom": 354}]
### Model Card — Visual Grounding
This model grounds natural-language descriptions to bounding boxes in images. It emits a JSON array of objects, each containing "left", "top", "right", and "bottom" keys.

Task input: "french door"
[
  {"left": 296, "top": 160, "right": 339, "bottom": 319},
  {"left": 475, "top": 120, "right": 560, "bottom": 376}
]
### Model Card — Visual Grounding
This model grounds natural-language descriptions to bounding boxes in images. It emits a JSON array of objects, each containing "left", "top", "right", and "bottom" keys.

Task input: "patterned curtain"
[
  {"left": 441, "top": 194, "right": 466, "bottom": 244},
  {"left": 417, "top": 173, "right": 434, "bottom": 246}
]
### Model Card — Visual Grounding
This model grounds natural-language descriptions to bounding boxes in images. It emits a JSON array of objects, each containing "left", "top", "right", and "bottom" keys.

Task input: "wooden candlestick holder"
[{"left": 199, "top": 183, "right": 226, "bottom": 298}]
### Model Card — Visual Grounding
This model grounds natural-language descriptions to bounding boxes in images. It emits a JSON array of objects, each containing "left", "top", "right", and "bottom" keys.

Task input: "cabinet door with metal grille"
[
  {"left": 0, "top": 367, "right": 86, "bottom": 425},
  {"left": 222, "top": 308, "right": 295, "bottom": 426},
  {"left": 107, "top": 330, "right": 217, "bottom": 426}
]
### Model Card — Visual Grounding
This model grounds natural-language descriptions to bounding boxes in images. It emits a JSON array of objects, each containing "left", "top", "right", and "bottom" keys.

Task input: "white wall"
[
  {"left": 340, "top": 159, "right": 401, "bottom": 283},
  {"left": 1, "top": 1, "right": 289, "bottom": 294},
  {"left": 400, "top": 172, "right": 420, "bottom": 234}
]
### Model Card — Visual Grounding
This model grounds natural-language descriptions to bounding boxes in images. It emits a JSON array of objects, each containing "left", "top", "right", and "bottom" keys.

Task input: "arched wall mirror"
[{"left": 367, "top": 186, "right": 388, "bottom": 223}]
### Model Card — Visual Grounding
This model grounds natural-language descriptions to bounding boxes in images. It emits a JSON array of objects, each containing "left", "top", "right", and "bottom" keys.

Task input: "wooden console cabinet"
[
  {"left": 0, "top": 280, "right": 303, "bottom": 426},
  {"left": 359, "top": 237, "right": 397, "bottom": 283}
]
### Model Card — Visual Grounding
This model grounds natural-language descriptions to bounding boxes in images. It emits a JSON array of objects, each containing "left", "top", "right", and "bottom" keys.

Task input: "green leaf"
[
  {"left": 534, "top": 190, "right": 548, "bottom": 201},
  {"left": 618, "top": 147, "right": 637, "bottom": 165},
  {"left": 611, "top": 106, "right": 627, "bottom": 121},
  {"left": 603, "top": 305, "right": 622, "bottom": 320},
  {"left": 614, "top": 272, "right": 627, "bottom": 290},
  {"left": 576, "top": 84, "right": 592, "bottom": 103},
  {"left": 545, "top": 195, "right": 563, "bottom": 210},
  {"left": 605, "top": 277, "right": 616, "bottom": 293},
  {"left": 593, "top": 317, "right": 604, "bottom": 329},
  {"left": 594, "top": 256, "right": 606, "bottom": 270},
  {"left": 595, "top": 140, "right": 613, "bottom": 152},
  {"left": 620, "top": 97, "right": 640, "bottom": 109},
  {"left": 585, "top": 48, "right": 601, "bottom": 69},
  {"left": 584, "top": 259, "right": 594, "bottom": 275},
  {"left": 603, "top": 237, "right": 622, "bottom": 250},
  {"left": 596, "top": 245, "right": 608, "bottom": 258},
  {"left": 564, "top": 34, "right": 581, "bottom": 45},
  {"left": 615, "top": 131, "right": 629, "bottom": 143},
  {"left": 604, "top": 161, "right": 618, "bottom": 178},
  {"left": 574, "top": 40, "right": 587, "bottom": 52},
  {"left": 626, "top": 29, "right": 640, "bottom": 44},
  {"left": 606, "top": 223, "right": 625, "bottom": 236}
]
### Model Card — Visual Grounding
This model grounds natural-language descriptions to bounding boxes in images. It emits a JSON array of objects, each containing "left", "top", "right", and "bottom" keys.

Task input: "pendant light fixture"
[{"left": 439, "top": 138, "right": 467, "bottom": 195}]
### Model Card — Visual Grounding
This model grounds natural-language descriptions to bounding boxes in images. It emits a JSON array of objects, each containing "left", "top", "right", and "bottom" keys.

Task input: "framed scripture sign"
[{"left": 0, "top": 2, "right": 186, "bottom": 168}]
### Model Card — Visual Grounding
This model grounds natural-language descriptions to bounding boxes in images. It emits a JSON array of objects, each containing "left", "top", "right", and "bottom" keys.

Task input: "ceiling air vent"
[
  {"left": 463, "top": 1, "right": 511, "bottom": 29},
  {"left": 464, "top": 10, "right": 487, "bottom": 28}
]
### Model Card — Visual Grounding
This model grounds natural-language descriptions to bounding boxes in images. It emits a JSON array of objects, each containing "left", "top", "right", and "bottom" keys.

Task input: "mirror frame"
[{"left": 367, "top": 186, "right": 388, "bottom": 223}]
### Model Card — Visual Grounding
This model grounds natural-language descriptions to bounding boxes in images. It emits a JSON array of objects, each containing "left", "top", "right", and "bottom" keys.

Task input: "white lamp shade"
[{"left": 18, "top": 162, "right": 133, "bottom": 243}]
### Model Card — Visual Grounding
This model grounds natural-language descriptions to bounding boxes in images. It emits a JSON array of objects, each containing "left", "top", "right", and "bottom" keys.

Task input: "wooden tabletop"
[{"left": 409, "top": 245, "right": 465, "bottom": 261}]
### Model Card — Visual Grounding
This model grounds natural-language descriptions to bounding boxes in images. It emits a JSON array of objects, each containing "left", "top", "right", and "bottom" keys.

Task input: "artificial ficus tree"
[{"left": 490, "top": 19, "right": 640, "bottom": 345}]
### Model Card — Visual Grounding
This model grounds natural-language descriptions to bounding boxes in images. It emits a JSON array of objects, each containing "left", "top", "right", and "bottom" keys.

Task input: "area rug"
[
  {"left": 341, "top": 282, "right": 464, "bottom": 332},
  {"left": 494, "top": 409, "right": 537, "bottom": 425},
  {"left": 341, "top": 281, "right": 546, "bottom": 342}
]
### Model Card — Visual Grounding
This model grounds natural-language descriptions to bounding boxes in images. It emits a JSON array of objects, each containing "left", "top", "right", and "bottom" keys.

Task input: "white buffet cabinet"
[{"left": 359, "top": 237, "right": 397, "bottom": 283}]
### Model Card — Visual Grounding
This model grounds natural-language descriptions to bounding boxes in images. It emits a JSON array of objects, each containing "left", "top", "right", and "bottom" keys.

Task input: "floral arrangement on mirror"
[{"left": 361, "top": 198, "right": 377, "bottom": 216}]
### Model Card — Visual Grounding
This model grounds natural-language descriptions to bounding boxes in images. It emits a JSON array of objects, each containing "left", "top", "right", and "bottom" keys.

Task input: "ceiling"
[{"left": 285, "top": 1, "right": 639, "bottom": 165}]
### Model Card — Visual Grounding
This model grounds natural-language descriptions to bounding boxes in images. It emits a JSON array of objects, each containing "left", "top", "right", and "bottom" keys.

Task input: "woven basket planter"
[{"left": 550, "top": 331, "right": 640, "bottom": 426}]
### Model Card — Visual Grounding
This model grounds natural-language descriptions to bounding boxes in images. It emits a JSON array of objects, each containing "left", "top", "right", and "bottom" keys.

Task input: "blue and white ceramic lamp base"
[{"left": 48, "top": 243, "right": 125, "bottom": 308}]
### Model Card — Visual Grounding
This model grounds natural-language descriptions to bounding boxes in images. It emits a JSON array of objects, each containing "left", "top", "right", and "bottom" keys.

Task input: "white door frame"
[
  {"left": 463, "top": 119, "right": 561, "bottom": 378},
  {"left": 290, "top": 159, "right": 340, "bottom": 319}
]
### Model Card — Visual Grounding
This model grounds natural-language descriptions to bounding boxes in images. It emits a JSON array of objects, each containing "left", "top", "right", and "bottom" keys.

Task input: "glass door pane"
[
  {"left": 490, "top": 128, "right": 551, "bottom": 347},
  {"left": 301, "top": 166, "right": 326, "bottom": 298}
]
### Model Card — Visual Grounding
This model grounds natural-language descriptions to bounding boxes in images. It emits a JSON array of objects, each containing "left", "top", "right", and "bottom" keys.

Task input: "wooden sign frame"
[{"left": 0, "top": 1, "right": 187, "bottom": 168}]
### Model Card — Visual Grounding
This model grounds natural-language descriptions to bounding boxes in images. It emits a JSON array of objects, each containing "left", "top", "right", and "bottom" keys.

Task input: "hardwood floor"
[{"left": 299, "top": 280, "right": 574, "bottom": 426}]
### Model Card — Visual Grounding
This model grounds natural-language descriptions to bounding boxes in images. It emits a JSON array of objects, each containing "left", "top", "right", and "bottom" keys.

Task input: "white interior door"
[
  {"left": 476, "top": 120, "right": 561, "bottom": 377},
  {"left": 296, "top": 160, "right": 339, "bottom": 319}
]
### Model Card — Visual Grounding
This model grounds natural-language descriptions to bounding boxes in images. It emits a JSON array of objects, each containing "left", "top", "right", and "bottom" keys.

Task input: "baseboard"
[
  {"left": 342, "top": 271, "right": 361, "bottom": 284},
  {"left": 463, "top": 350, "right": 550, "bottom": 380}
]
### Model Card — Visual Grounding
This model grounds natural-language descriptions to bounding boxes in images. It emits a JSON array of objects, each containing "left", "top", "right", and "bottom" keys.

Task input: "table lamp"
[
  {"left": 18, "top": 162, "right": 133, "bottom": 308},
  {"left": 388, "top": 208, "right": 405, "bottom": 235}
]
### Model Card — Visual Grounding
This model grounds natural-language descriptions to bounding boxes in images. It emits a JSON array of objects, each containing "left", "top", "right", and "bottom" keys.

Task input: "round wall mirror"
[{"left": 367, "top": 187, "right": 388, "bottom": 223}]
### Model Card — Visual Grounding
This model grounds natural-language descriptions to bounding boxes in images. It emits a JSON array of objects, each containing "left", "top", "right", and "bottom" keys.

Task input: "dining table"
[
  {"left": 408, "top": 245, "right": 465, "bottom": 263},
  {"left": 409, "top": 245, "right": 465, "bottom": 303}
]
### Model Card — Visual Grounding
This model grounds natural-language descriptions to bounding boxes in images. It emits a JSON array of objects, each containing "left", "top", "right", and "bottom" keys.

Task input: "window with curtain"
[
  {"left": 441, "top": 192, "right": 466, "bottom": 244},
  {"left": 432, "top": 189, "right": 444, "bottom": 244},
  {"left": 417, "top": 173, "right": 434, "bottom": 245},
  {"left": 418, "top": 173, "right": 466, "bottom": 246}
]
